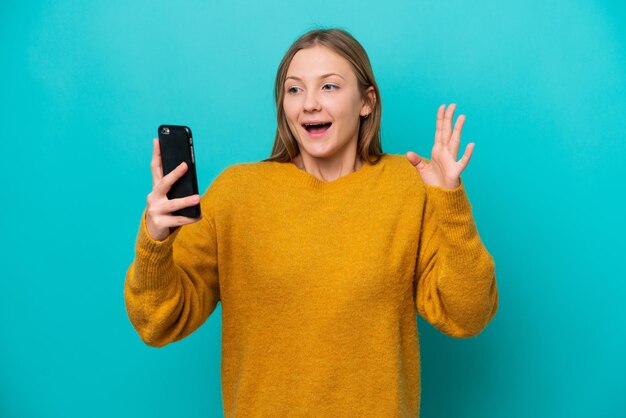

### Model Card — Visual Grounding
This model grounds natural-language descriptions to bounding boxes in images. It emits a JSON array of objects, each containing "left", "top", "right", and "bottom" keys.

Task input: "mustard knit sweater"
[{"left": 124, "top": 153, "right": 498, "bottom": 417}]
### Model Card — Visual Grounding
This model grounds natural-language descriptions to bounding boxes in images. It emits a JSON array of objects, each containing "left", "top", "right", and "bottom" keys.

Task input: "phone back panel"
[{"left": 157, "top": 125, "right": 201, "bottom": 218}]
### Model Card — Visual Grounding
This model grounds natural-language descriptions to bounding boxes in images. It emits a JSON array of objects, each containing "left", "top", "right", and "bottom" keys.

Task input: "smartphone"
[{"left": 157, "top": 124, "right": 201, "bottom": 218}]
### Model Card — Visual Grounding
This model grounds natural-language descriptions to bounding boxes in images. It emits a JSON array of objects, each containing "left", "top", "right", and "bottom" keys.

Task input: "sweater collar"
[{"left": 273, "top": 154, "right": 387, "bottom": 193}]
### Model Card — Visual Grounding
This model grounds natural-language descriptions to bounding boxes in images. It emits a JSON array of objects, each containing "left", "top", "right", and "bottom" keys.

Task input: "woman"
[{"left": 125, "top": 28, "right": 498, "bottom": 417}]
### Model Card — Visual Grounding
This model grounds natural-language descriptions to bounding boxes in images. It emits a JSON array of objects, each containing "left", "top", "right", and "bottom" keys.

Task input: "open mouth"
[{"left": 302, "top": 122, "right": 332, "bottom": 134}]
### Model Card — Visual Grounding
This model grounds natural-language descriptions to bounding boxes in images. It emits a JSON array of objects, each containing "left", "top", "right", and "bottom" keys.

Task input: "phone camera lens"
[{"left": 161, "top": 127, "right": 170, "bottom": 135}]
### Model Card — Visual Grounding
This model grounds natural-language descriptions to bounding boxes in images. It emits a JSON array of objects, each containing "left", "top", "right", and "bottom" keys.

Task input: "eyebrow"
[{"left": 285, "top": 73, "right": 345, "bottom": 82}]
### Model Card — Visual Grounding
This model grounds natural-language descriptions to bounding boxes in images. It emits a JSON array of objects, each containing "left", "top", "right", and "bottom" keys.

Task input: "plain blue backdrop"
[{"left": 2, "top": 0, "right": 625, "bottom": 417}]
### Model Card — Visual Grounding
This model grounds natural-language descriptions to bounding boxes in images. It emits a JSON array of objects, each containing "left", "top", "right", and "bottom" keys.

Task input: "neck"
[{"left": 294, "top": 150, "right": 363, "bottom": 183}]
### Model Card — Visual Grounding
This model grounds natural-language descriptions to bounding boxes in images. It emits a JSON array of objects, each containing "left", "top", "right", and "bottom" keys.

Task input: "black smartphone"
[{"left": 157, "top": 124, "right": 201, "bottom": 218}]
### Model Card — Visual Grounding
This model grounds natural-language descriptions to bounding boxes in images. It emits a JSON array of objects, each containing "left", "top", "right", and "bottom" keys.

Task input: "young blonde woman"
[{"left": 125, "top": 28, "right": 498, "bottom": 417}]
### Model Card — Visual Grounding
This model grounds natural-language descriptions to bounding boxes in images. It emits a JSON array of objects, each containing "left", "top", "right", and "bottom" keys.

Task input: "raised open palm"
[{"left": 406, "top": 103, "right": 474, "bottom": 189}]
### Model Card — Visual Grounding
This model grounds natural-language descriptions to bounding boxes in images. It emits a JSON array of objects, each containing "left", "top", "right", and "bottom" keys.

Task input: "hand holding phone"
[{"left": 145, "top": 132, "right": 202, "bottom": 241}]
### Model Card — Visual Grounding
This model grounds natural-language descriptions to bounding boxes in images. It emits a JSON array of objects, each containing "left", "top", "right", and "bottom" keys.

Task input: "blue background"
[{"left": 2, "top": 0, "right": 625, "bottom": 417}]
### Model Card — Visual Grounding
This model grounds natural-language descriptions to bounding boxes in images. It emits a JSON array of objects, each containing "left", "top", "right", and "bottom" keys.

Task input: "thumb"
[{"left": 406, "top": 151, "right": 428, "bottom": 171}]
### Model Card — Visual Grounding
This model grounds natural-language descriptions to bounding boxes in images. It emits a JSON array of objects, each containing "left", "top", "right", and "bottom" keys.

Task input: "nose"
[{"left": 303, "top": 90, "right": 321, "bottom": 112}]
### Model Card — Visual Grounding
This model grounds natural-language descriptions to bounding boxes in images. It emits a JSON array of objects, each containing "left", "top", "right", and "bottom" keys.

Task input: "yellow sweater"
[{"left": 124, "top": 153, "right": 498, "bottom": 417}]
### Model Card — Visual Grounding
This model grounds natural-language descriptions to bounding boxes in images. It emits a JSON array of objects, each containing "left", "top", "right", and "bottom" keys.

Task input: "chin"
[{"left": 299, "top": 143, "right": 339, "bottom": 160}]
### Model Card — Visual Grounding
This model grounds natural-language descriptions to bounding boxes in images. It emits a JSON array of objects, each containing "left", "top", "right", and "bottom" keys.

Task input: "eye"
[
  {"left": 287, "top": 86, "right": 301, "bottom": 94},
  {"left": 323, "top": 84, "right": 338, "bottom": 91}
]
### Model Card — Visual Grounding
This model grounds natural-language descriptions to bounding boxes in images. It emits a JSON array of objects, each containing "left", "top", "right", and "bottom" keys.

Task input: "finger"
[
  {"left": 164, "top": 194, "right": 201, "bottom": 214},
  {"left": 442, "top": 103, "right": 456, "bottom": 146},
  {"left": 155, "top": 161, "right": 188, "bottom": 195},
  {"left": 449, "top": 114, "right": 466, "bottom": 158},
  {"left": 458, "top": 142, "right": 475, "bottom": 171},
  {"left": 150, "top": 138, "right": 163, "bottom": 188},
  {"left": 434, "top": 104, "right": 445, "bottom": 146},
  {"left": 406, "top": 151, "right": 429, "bottom": 171}
]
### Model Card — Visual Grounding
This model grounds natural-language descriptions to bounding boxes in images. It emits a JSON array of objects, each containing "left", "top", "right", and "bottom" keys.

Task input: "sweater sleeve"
[
  {"left": 414, "top": 179, "right": 498, "bottom": 338},
  {"left": 123, "top": 195, "right": 220, "bottom": 348}
]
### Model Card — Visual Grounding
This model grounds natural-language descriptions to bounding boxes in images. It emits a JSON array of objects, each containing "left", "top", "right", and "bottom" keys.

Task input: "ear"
[{"left": 360, "top": 86, "right": 376, "bottom": 117}]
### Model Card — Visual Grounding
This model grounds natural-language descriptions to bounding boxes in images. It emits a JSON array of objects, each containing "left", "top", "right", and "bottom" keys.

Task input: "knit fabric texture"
[{"left": 124, "top": 153, "right": 499, "bottom": 417}]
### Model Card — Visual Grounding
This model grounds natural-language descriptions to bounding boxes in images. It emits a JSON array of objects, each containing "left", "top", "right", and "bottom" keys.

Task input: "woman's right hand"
[{"left": 146, "top": 138, "right": 202, "bottom": 241}]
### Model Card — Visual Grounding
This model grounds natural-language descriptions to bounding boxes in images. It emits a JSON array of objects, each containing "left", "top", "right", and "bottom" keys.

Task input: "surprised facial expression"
[{"left": 283, "top": 46, "right": 371, "bottom": 161}]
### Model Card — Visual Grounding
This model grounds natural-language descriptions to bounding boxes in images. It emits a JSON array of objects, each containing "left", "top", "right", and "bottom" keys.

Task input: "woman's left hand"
[{"left": 406, "top": 103, "right": 474, "bottom": 189}]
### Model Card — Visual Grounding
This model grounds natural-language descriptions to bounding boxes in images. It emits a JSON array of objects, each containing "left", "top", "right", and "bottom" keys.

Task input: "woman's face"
[{"left": 283, "top": 45, "right": 372, "bottom": 162}]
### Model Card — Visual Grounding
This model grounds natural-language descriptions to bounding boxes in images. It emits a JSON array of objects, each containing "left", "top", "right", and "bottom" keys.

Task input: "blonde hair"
[{"left": 262, "top": 28, "right": 384, "bottom": 164}]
